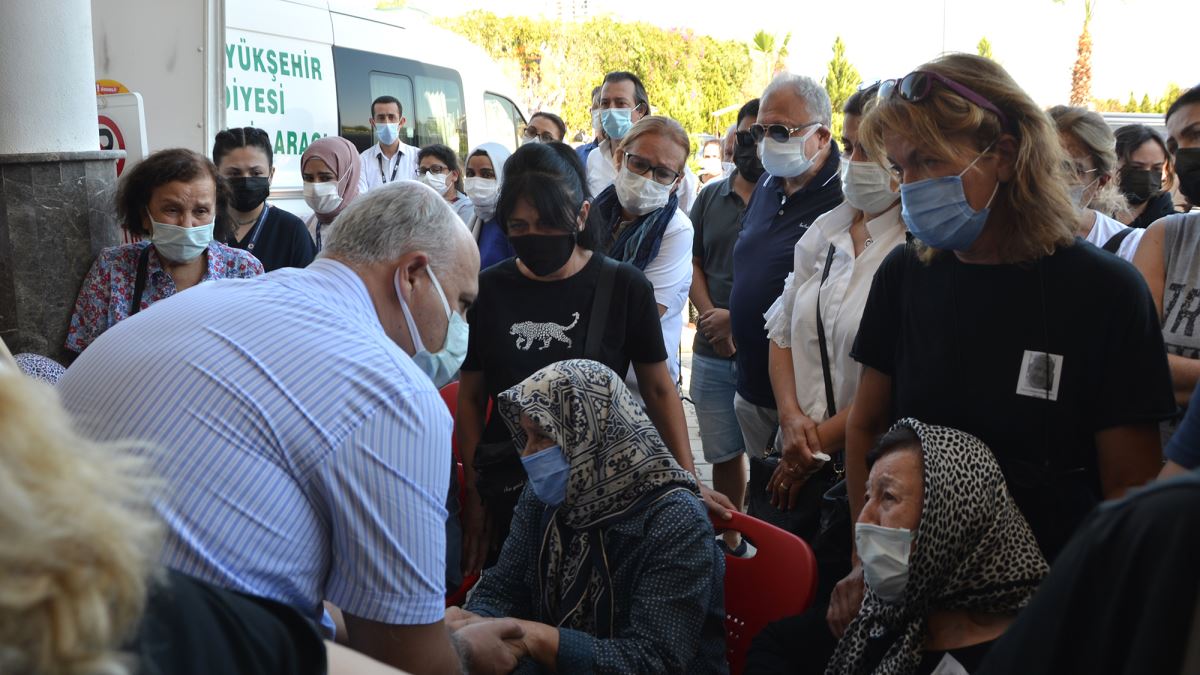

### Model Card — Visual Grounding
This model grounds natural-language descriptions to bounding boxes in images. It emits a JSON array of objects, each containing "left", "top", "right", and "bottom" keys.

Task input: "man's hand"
[
  {"left": 826, "top": 565, "right": 865, "bottom": 638},
  {"left": 445, "top": 606, "right": 486, "bottom": 632},
  {"left": 713, "top": 336, "right": 737, "bottom": 358},
  {"left": 700, "top": 483, "right": 737, "bottom": 521},
  {"left": 461, "top": 488, "right": 490, "bottom": 576},
  {"left": 453, "top": 618, "right": 525, "bottom": 675},
  {"left": 698, "top": 308, "right": 733, "bottom": 343}
]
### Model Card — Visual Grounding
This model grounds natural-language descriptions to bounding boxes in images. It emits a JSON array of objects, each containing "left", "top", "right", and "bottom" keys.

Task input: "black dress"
[{"left": 1128, "top": 191, "right": 1178, "bottom": 229}]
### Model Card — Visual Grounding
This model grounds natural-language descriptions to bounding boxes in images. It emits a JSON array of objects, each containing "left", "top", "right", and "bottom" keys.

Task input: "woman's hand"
[
  {"left": 700, "top": 483, "right": 738, "bottom": 521},
  {"left": 766, "top": 411, "right": 825, "bottom": 509},
  {"left": 826, "top": 564, "right": 865, "bottom": 638}
]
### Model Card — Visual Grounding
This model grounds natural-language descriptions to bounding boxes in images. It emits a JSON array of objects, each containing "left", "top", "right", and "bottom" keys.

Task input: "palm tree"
[
  {"left": 751, "top": 30, "right": 791, "bottom": 91},
  {"left": 1056, "top": 0, "right": 1097, "bottom": 106}
]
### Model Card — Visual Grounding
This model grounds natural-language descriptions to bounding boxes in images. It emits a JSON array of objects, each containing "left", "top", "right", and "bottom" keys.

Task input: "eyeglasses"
[
  {"left": 749, "top": 121, "right": 822, "bottom": 145},
  {"left": 624, "top": 152, "right": 681, "bottom": 185},
  {"left": 417, "top": 165, "right": 450, "bottom": 176},
  {"left": 734, "top": 130, "right": 757, "bottom": 148},
  {"left": 1064, "top": 160, "right": 1098, "bottom": 182},
  {"left": 521, "top": 127, "right": 557, "bottom": 143},
  {"left": 878, "top": 71, "right": 1012, "bottom": 132}
]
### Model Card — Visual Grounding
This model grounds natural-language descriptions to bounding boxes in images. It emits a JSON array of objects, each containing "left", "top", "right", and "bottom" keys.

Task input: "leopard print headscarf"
[
  {"left": 498, "top": 359, "right": 697, "bottom": 635},
  {"left": 825, "top": 418, "right": 1049, "bottom": 675}
]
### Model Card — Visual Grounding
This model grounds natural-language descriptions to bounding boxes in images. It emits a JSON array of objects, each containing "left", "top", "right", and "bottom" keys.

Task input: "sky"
[{"left": 383, "top": 0, "right": 1196, "bottom": 107}]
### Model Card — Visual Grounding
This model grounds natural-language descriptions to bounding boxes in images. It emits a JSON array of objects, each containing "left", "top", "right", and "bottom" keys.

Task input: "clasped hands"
[
  {"left": 766, "top": 411, "right": 828, "bottom": 510},
  {"left": 447, "top": 606, "right": 548, "bottom": 675}
]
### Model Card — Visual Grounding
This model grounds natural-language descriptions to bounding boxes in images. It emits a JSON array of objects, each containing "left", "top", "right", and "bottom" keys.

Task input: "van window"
[
  {"left": 483, "top": 93, "right": 525, "bottom": 153},
  {"left": 333, "top": 47, "right": 468, "bottom": 158},
  {"left": 368, "top": 72, "right": 416, "bottom": 145},
  {"left": 415, "top": 74, "right": 466, "bottom": 158}
]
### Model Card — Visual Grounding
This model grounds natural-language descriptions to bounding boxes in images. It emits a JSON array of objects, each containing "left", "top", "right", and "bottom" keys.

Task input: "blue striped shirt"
[{"left": 59, "top": 259, "right": 451, "bottom": 627}]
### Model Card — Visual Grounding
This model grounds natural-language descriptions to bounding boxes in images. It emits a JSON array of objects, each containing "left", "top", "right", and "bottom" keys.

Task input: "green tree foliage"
[
  {"left": 1102, "top": 84, "right": 1187, "bottom": 114},
  {"left": 1054, "top": 0, "right": 1097, "bottom": 106},
  {"left": 823, "top": 36, "right": 861, "bottom": 141},
  {"left": 438, "top": 11, "right": 755, "bottom": 139},
  {"left": 977, "top": 37, "right": 994, "bottom": 60}
]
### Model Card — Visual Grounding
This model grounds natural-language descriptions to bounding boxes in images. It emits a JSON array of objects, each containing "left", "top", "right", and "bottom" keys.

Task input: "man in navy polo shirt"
[{"left": 729, "top": 73, "right": 843, "bottom": 463}]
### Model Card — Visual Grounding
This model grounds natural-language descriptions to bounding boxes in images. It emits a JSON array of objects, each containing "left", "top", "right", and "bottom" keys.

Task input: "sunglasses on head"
[
  {"left": 749, "top": 120, "right": 822, "bottom": 145},
  {"left": 878, "top": 71, "right": 1011, "bottom": 132}
]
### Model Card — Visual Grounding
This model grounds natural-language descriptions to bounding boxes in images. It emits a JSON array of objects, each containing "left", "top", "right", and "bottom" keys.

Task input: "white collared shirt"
[
  {"left": 763, "top": 201, "right": 906, "bottom": 421},
  {"left": 587, "top": 139, "right": 699, "bottom": 215},
  {"left": 358, "top": 141, "right": 420, "bottom": 193}
]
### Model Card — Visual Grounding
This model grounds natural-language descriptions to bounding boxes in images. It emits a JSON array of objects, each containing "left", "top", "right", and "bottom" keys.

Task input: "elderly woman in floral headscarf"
[
  {"left": 824, "top": 419, "right": 1049, "bottom": 675},
  {"left": 456, "top": 359, "right": 727, "bottom": 674}
]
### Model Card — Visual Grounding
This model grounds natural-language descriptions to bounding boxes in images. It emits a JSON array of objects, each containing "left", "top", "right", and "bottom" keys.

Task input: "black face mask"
[
  {"left": 1119, "top": 168, "right": 1162, "bottom": 205},
  {"left": 1175, "top": 148, "right": 1200, "bottom": 206},
  {"left": 229, "top": 176, "right": 271, "bottom": 212},
  {"left": 510, "top": 232, "right": 577, "bottom": 277},
  {"left": 733, "top": 144, "right": 765, "bottom": 184}
]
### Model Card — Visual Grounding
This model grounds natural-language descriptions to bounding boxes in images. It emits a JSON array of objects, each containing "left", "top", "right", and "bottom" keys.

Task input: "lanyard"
[
  {"left": 378, "top": 152, "right": 400, "bottom": 183},
  {"left": 245, "top": 204, "right": 270, "bottom": 252}
]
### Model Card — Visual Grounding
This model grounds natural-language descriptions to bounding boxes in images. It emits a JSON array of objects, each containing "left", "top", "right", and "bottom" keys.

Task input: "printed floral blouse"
[{"left": 66, "top": 241, "right": 263, "bottom": 353}]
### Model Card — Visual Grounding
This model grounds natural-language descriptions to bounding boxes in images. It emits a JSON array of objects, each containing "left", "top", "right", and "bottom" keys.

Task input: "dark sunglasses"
[
  {"left": 749, "top": 120, "right": 821, "bottom": 144},
  {"left": 734, "top": 130, "right": 757, "bottom": 148},
  {"left": 878, "top": 71, "right": 1011, "bottom": 131}
]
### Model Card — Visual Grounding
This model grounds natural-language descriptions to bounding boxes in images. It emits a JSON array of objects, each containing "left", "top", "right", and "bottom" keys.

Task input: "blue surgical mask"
[
  {"left": 855, "top": 523, "right": 913, "bottom": 603},
  {"left": 520, "top": 444, "right": 571, "bottom": 506},
  {"left": 601, "top": 108, "right": 635, "bottom": 140},
  {"left": 376, "top": 122, "right": 400, "bottom": 146},
  {"left": 395, "top": 264, "right": 469, "bottom": 388},
  {"left": 147, "top": 209, "right": 213, "bottom": 263},
  {"left": 899, "top": 148, "right": 998, "bottom": 251}
]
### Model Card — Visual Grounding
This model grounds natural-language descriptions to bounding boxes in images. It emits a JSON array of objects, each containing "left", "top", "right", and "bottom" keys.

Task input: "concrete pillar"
[{"left": 0, "top": 0, "right": 122, "bottom": 362}]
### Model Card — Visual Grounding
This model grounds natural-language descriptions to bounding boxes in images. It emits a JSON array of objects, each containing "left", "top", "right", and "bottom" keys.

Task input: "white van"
[{"left": 91, "top": 0, "right": 528, "bottom": 216}]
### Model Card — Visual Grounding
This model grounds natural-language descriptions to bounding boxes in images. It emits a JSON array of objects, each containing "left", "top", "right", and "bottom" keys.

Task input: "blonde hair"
[
  {"left": 616, "top": 116, "right": 691, "bottom": 173},
  {"left": 0, "top": 371, "right": 161, "bottom": 675},
  {"left": 860, "top": 53, "right": 1077, "bottom": 263},
  {"left": 1048, "top": 105, "right": 1130, "bottom": 220}
]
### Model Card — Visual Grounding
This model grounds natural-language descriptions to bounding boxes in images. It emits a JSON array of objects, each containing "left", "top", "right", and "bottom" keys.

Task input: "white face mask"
[
  {"left": 722, "top": 161, "right": 737, "bottom": 177},
  {"left": 304, "top": 181, "right": 342, "bottom": 215},
  {"left": 840, "top": 159, "right": 899, "bottom": 214},
  {"left": 614, "top": 165, "right": 673, "bottom": 216},
  {"left": 465, "top": 177, "right": 499, "bottom": 219},
  {"left": 759, "top": 125, "right": 820, "bottom": 178},
  {"left": 590, "top": 109, "right": 602, "bottom": 136},
  {"left": 855, "top": 523, "right": 913, "bottom": 603},
  {"left": 149, "top": 213, "right": 214, "bottom": 263},
  {"left": 421, "top": 170, "right": 449, "bottom": 194}
]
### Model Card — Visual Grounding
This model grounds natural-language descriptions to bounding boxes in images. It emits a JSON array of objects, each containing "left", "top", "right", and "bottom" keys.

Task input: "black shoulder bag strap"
[
  {"left": 129, "top": 245, "right": 152, "bottom": 316},
  {"left": 584, "top": 256, "right": 620, "bottom": 362},
  {"left": 1102, "top": 227, "right": 1135, "bottom": 254},
  {"left": 815, "top": 242, "right": 839, "bottom": 417}
]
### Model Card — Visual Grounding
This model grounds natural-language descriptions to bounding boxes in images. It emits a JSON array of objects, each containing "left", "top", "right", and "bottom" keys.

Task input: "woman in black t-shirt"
[
  {"left": 458, "top": 142, "right": 715, "bottom": 575},
  {"left": 213, "top": 127, "right": 317, "bottom": 271},
  {"left": 823, "top": 54, "right": 1175, "bottom": 639}
]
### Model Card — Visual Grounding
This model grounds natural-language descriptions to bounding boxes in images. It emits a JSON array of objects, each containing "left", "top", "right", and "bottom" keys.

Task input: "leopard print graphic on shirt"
[{"left": 509, "top": 312, "right": 580, "bottom": 351}]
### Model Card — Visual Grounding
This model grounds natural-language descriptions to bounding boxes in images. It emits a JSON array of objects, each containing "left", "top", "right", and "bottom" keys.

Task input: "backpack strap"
[{"left": 1102, "top": 227, "right": 1134, "bottom": 254}]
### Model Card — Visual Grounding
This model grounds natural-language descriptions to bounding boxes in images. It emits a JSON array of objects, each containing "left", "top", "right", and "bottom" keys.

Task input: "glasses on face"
[
  {"left": 734, "top": 130, "right": 757, "bottom": 148},
  {"left": 1064, "top": 160, "right": 1098, "bottom": 182},
  {"left": 521, "top": 127, "right": 557, "bottom": 143},
  {"left": 417, "top": 165, "right": 450, "bottom": 176},
  {"left": 878, "top": 71, "right": 1012, "bottom": 132},
  {"left": 624, "top": 152, "right": 681, "bottom": 185},
  {"left": 749, "top": 120, "right": 821, "bottom": 144}
]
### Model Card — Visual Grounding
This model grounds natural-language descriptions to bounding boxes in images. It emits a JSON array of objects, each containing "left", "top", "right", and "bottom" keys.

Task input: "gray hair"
[
  {"left": 320, "top": 181, "right": 461, "bottom": 267},
  {"left": 761, "top": 73, "right": 832, "bottom": 129}
]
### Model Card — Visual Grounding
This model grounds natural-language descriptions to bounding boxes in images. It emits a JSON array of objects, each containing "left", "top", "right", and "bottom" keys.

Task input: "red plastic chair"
[
  {"left": 439, "top": 382, "right": 484, "bottom": 607},
  {"left": 710, "top": 511, "right": 819, "bottom": 675}
]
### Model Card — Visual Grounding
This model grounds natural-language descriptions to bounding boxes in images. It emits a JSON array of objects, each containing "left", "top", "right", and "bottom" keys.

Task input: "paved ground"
[{"left": 679, "top": 325, "right": 714, "bottom": 485}]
